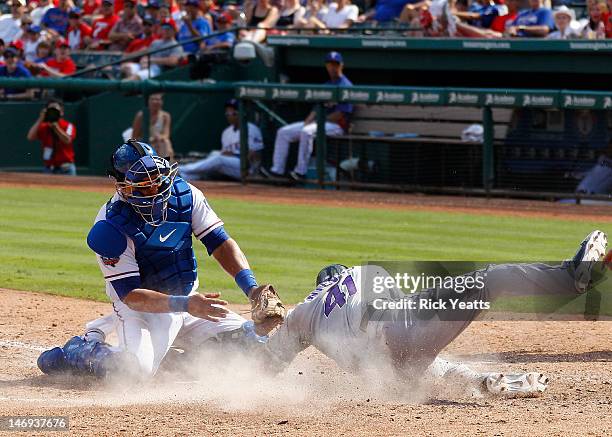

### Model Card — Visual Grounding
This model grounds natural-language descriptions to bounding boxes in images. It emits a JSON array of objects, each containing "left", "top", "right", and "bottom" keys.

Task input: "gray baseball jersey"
[
  {"left": 265, "top": 265, "right": 398, "bottom": 370},
  {"left": 265, "top": 261, "right": 580, "bottom": 372}
]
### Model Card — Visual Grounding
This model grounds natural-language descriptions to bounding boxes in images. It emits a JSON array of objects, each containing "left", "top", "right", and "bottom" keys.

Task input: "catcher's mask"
[
  {"left": 109, "top": 140, "right": 178, "bottom": 226},
  {"left": 316, "top": 264, "right": 348, "bottom": 286}
]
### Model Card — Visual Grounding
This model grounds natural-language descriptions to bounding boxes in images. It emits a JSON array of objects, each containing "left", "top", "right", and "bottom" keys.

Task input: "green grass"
[{"left": 0, "top": 187, "right": 609, "bottom": 305}]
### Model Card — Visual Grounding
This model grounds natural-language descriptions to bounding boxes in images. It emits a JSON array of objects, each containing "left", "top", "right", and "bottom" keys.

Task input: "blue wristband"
[
  {"left": 235, "top": 269, "right": 258, "bottom": 296},
  {"left": 168, "top": 295, "right": 190, "bottom": 313}
]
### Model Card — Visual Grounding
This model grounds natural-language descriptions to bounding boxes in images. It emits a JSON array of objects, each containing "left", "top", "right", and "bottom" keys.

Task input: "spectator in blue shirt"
[
  {"left": 454, "top": 0, "right": 502, "bottom": 28},
  {"left": 371, "top": 0, "right": 417, "bottom": 23},
  {"left": 507, "top": 0, "right": 554, "bottom": 37},
  {"left": 0, "top": 47, "right": 33, "bottom": 100},
  {"left": 41, "top": 0, "right": 71, "bottom": 36},
  {"left": 261, "top": 51, "right": 354, "bottom": 182},
  {"left": 201, "top": 12, "right": 235, "bottom": 51},
  {"left": 189, "top": 12, "right": 235, "bottom": 80},
  {"left": 178, "top": 0, "right": 211, "bottom": 54}
]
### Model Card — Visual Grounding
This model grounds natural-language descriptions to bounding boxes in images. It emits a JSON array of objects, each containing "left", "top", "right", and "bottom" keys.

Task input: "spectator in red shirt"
[
  {"left": 454, "top": 0, "right": 519, "bottom": 37},
  {"left": 66, "top": 8, "right": 92, "bottom": 50},
  {"left": 37, "top": 38, "right": 76, "bottom": 77},
  {"left": 0, "top": 39, "right": 5, "bottom": 65},
  {"left": 606, "top": 0, "right": 612, "bottom": 36},
  {"left": 124, "top": 18, "right": 157, "bottom": 53},
  {"left": 113, "top": 0, "right": 125, "bottom": 15},
  {"left": 8, "top": 40, "right": 25, "bottom": 60},
  {"left": 26, "top": 99, "right": 77, "bottom": 175},
  {"left": 89, "top": 0, "right": 119, "bottom": 49},
  {"left": 159, "top": 3, "right": 178, "bottom": 33},
  {"left": 490, "top": 0, "right": 518, "bottom": 33},
  {"left": 108, "top": 0, "right": 143, "bottom": 51},
  {"left": 82, "top": 0, "right": 102, "bottom": 22}
]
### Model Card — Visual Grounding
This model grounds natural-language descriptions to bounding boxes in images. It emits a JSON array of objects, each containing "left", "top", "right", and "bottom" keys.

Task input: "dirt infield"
[
  {"left": 1, "top": 289, "right": 611, "bottom": 436},
  {"left": 1, "top": 172, "right": 612, "bottom": 436}
]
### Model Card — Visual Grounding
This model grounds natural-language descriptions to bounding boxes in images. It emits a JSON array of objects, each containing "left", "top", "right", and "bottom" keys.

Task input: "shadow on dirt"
[
  {"left": 0, "top": 374, "right": 103, "bottom": 392},
  {"left": 425, "top": 399, "right": 489, "bottom": 407},
  {"left": 459, "top": 350, "right": 612, "bottom": 363}
]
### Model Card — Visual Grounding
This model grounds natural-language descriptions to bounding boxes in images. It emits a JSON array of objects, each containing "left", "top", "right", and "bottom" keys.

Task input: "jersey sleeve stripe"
[
  {"left": 104, "top": 270, "right": 140, "bottom": 280},
  {"left": 195, "top": 220, "right": 223, "bottom": 239}
]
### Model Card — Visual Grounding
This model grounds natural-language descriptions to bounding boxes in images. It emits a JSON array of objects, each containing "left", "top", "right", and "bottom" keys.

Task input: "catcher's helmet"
[
  {"left": 316, "top": 264, "right": 348, "bottom": 286},
  {"left": 108, "top": 139, "right": 156, "bottom": 182},
  {"left": 110, "top": 139, "right": 178, "bottom": 226}
]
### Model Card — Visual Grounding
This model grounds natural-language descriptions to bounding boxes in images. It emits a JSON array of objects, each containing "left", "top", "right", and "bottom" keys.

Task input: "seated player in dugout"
[
  {"left": 36, "top": 139, "right": 285, "bottom": 378},
  {"left": 260, "top": 51, "right": 353, "bottom": 183},
  {"left": 575, "top": 139, "right": 612, "bottom": 196},
  {"left": 179, "top": 99, "right": 264, "bottom": 182}
]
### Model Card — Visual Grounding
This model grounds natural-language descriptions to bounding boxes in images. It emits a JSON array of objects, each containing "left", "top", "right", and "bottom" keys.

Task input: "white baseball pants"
[
  {"left": 271, "top": 121, "right": 343, "bottom": 175},
  {"left": 180, "top": 151, "right": 241, "bottom": 181},
  {"left": 86, "top": 300, "right": 246, "bottom": 377},
  {"left": 576, "top": 155, "right": 612, "bottom": 195}
]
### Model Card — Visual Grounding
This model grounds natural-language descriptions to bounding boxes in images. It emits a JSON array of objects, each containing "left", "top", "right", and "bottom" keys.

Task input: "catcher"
[{"left": 36, "top": 140, "right": 285, "bottom": 378}]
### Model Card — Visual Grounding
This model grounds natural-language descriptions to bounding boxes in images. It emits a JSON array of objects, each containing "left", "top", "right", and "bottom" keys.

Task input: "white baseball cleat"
[
  {"left": 572, "top": 230, "right": 608, "bottom": 293},
  {"left": 485, "top": 372, "right": 549, "bottom": 398}
]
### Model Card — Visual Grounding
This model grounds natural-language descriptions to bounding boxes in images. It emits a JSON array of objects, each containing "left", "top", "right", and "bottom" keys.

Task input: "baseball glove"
[{"left": 249, "top": 284, "right": 286, "bottom": 335}]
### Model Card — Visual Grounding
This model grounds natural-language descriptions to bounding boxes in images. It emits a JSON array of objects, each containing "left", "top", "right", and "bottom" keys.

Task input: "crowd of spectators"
[
  {"left": 0, "top": 0, "right": 610, "bottom": 100},
  {"left": 368, "top": 0, "right": 612, "bottom": 38},
  {"left": 0, "top": 0, "right": 240, "bottom": 96}
]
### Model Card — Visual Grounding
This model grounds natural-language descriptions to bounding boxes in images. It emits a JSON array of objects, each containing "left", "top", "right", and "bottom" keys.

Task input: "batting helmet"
[
  {"left": 316, "top": 264, "right": 348, "bottom": 286},
  {"left": 110, "top": 139, "right": 178, "bottom": 226}
]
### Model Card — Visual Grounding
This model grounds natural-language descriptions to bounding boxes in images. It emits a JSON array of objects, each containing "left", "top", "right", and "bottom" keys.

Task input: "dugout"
[{"left": 236, "top": 83, "right": 612, "bottom": 200}]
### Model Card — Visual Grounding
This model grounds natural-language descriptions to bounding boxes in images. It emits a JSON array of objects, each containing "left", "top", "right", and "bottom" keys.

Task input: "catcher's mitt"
[{"left": 249, "top": 284, "right": 286, "bottom": 335}]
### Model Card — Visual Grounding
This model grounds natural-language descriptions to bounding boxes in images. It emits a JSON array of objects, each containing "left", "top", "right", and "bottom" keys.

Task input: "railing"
[
  {"left": 235, "top": 82, "right": 612, "bottom": 201},
  {"left": 0, "top": 77, "right": 232, "bottom": 142},
  {"left": 70, "top": 27, "right": 243, "bottom": 79},
  {"left": 67, "top": 24, "right": 426, "bottom": 79}
]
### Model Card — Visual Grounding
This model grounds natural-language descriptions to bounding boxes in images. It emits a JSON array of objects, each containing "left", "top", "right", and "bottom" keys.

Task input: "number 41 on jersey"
[{"left": 324, "top": 275, "right": 357, "bottom": 317}]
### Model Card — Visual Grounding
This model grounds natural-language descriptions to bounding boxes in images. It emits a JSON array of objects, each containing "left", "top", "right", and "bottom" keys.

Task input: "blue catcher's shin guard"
[
  {"left": 37, "top": 347, "right": 68, "bottom": 375},
  {"left": 63, "top": 336, "right": 138, "bottom": 379}
]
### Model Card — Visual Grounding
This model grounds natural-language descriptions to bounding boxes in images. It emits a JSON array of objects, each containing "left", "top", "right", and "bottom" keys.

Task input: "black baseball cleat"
[
  {"left": 259, "top": 167, "right": 285, "bottom": 179},
  {"left": 289, "top": 171, "right": 306, "bottom": 182}
]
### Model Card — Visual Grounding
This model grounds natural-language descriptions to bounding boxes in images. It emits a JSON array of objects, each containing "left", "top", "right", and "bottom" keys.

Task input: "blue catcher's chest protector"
[{"left": 106, "top": 177, "right": 197, "bottom": 296}]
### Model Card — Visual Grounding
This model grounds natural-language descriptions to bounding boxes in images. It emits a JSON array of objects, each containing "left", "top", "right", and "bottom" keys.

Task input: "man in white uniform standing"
[{"left": 180, "top": 99, "right": 264, "bottom": 181}]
